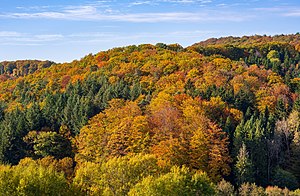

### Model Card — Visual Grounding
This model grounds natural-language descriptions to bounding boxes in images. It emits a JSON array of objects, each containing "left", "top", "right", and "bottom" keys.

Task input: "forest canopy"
[{"left": 1, "top": 34, "right": 300, "bottom": 195}]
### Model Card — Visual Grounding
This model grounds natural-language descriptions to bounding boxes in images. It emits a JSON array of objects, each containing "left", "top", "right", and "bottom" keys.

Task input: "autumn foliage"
[{"left": 0, "top": 34, "right": 300, "bottom": 194}]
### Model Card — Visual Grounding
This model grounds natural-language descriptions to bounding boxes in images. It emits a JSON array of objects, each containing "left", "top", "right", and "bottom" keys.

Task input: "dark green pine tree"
[
  {"left": 73, "top": 80, "right": 83, "bottom": 96},
  {"left": 224, "top": 116, "right": 234, "bottom": 152},
  {"left": 184, "top": 79, "right": 195, "bottom": 96},
  {"left": 287, "top": 132, "right": 300, "bottom": 182},
  {"left": 53, "top": 94, "right": 66, "bottom": 130},
  {"left": 234, "top": 89, "right": 253, "bottom": 113},
  {"left": 233, "top": 115, "right": 270, "bottom": 186},
  {"left": 244, "top": 107, "right": 252, "bottom": 121},
  {"left": 274, "top": 98, "right": 288, "bottom": 120},
  {"left": 72, "top": 96, "right": 93, "bottom": 135},
  {"left": 26, "top": 101, "right": 44, "bottom": 131},
  {"left": 61, "top": 94, "right": 76, "bottom": 133},
  {"left": 71, "top": 96, "right": 82, "bottom": 134},
  {"left": 0, "top": 121, "right": 12, "bottom": 163},
  {"left": 102, "top": 87, "right": 114, "bottom": 108},
  {"left": 233, "top": 119, "right": 245, "bottom": 157},
  {"left": 43, "top": 93, "right": 56, "bottom": 129},
  {"left": 130, "top": 82, "right": 142, "bottom": 101},
  {"left": 0, "top": 109, "right": 28, "bottom": 164},
  {"left": 296, "top": 52, "right": 300, "bottom": 62},
  {"left": 223, "top": 87, "right": 235, "bottom": 104},
  {"left": 0, "top": 102, "right": 5, "bottom": 121},
  {"left": 252, "top": 119, "right": 268, "bottom": 186},
  {"left": 272, "top": 61, "right": 282, "bottom": 75},
  {"left": 293, "top": 96, "right": 300, "bottom": 112},
  {"left": 122, "top": 85, "right": 131, "bottom": 100}
]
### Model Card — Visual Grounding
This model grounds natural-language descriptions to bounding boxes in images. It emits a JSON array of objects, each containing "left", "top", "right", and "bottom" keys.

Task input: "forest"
[{"left": 0, "top": 34, "right": 300, "bottom": 195}]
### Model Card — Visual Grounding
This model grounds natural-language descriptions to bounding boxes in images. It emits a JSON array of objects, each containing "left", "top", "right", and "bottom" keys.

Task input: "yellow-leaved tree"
[{"left": 75, "top": 99, "right": 150, "bottom": 164}]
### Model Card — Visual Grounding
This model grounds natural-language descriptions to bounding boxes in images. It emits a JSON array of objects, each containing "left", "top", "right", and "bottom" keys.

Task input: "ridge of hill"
[{"left": 0, "top": 60, "right": 55, "bottom": 81}]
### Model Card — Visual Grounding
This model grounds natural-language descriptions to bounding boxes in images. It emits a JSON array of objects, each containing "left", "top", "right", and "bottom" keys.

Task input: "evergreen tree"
[
  {"left": 274, "top": 98, "right": 288, "bottom": 120},
  {"left": 244, "top": 107, "right": 252, "bottom": 121},
  {"left": 0, "top": 109, "right": 28, "bottom": 164},
  {"left": 235, "top": 143, "right": 254, "bottom": 186},
  {"left": 288, "top": 131, "right": 300, "bottom": 182},
  {"left": 293, "top": 96, "right": 300, "bottom": 112},
  {"left": 234, "top": 89, "right": 253, "bottom": 113},
  {"left": 26, "top": 102, "right": 44, "bottom": 131},
  {"left": 224, "top": 116, "right": 234, "bottom": 152},
  {"left": 233, "top": 120, "right": 245, "bottom": 157},
  {"left": 130, "top": 82, "right": 142, "bottom": 101},
  {"left": 253, "top": 119, "right": 268, "bottom": 186}
]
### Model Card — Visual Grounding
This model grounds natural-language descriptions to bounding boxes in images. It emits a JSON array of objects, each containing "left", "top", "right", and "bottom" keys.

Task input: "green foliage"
[
  {"left": 0, "top": 108, "right": 28, "bottom": 164},
  {"left": 235, "top": 143, "right": 254, "bottom": 185},
  {"left": 0, "top": 158, "right": 73, "bottom": 195},
  {"left": 234, "top": 89, "right": 254, "bottom": 113},
  {"left": 128, "top": 166, "right": 215, "bottom": 196},
  {"left": 274, "top": 98, "right": 289, "bottom": 120},
  {"left": 288, "top": 131, "right": 300, "bottom": 182},
  {"left": 24, "top": 131, "right": 73, "bottom": 159},
  {"left": 0, "top": 34, "right": 300, "bottom": 191},
  {"left": 271, "top": 168, "right": 299, "bottom": 190},
  {"left": 193, "top": 45, "right": 245, "bottom": 60},
  {"left": 267, "top": 50, "right": 280, "bottom": 63},
  {"left": 233, "top": 115, "right": 270, "bottom": 186},
  {"left": 290, "top": 189, "right": 300, "bottom": 195},
  {"left": 73, "top": 154, "right": 159, "bottom": 195}
]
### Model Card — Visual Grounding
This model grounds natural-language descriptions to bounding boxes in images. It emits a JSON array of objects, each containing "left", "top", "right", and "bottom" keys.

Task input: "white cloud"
[
  {"left": 16, "top": 5, "right": 53, "bottom": 11},
  {"left": 253, "top": 7, "right": 284, "bottom": 12},
  {"left": 35, "top": 34, "right": 64, "bottom": 41},
  {"left": 284, "top": 10, "right": 300, "bottom": 16},
  {"left": 1, "top": 6, "right": 251, "bottom": 23},
  {"left": 0, "top": 31, "right": 22, "bottom": 37},
  {"left": 159, "top": 0, "right": 212, "bottom": 4},
  {"left": 0, "top": 32, "right": 64, "bottom": 45},
  {"left": 64, "top": 5, "right": 97, "bottom": 15},
  {"left": 252, "top": 6, "right": 300, "bottom": 17},
  {"left": 128, "top": 0, "right": 212, "bottom": 7},
  {"left": 0, "top": 1, "right": 255, "bottom": 23},
  {"left": 69, "top": 32, "right": 114, "bottom": 37},
  {"left": 130, "top": 1, "right": 154, "bottom": 6},
  {"left": 0, "top": 30, "right": 218, "bottom": 46}
]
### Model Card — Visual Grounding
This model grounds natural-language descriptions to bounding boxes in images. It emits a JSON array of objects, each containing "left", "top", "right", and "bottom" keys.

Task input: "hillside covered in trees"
[{"left": 1, "top": 34, "right": 300, "bottom": 195}]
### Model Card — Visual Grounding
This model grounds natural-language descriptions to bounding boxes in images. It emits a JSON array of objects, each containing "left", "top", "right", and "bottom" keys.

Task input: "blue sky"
[{"left": 0, "top": 0, "right": 300, "bottom": 62}]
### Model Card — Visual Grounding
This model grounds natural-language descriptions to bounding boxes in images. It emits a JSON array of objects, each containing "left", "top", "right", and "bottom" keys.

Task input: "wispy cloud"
[
  {"left": 284, "top": 10, "right": 300, "bottom": 16},
  {"left": 116, "top": 11, "right": 247, "bottom": 22},
  {"left": 0, "top": 4, "right": 251, "bottom": 23},
  {"left": 0, "top": 30, "right": 218, "bottom": 46},
  {"left": 159, "top": 0, "right": 212, "bottom": 4},
  {"left": 35, "top": 34, "right": 64, "bottom": 41},
  {"left": 0, "top": 31, "right": 22, "bottom": 37},
  {"left": 129, "top": 1, "right": 155, "bottom": 7},
  {"left": 253, "top": 6, "right": 300, "bottom": 17},
  {"left": 0, "top": 32, "right": 64, "bottom": 46},
  {"left": 16, "top": 6, "right": 53, "bottom": 11},
  {"left": 0, "top": 0, "right": 257, "bottom": 23},
  {"left": 253, "top": 7, "right": 283, "bottom": 12},
  {"left": 128, "top": 0, "right": 212, "bottom": 7}
]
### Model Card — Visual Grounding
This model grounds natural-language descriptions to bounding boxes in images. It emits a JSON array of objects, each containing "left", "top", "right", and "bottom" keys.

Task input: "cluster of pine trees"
[{"left": 0, "top": 34, "right": 300, "bottom": 195}]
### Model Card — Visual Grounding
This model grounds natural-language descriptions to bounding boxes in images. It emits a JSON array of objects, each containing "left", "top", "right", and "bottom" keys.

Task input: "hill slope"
[{"left": 0, "top": 34, "right": 300, "bottom": 194}]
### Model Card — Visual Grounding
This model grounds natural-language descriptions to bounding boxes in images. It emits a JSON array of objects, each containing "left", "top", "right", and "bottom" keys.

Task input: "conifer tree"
[{"left": 235, "top": 143, "right": 254, "bottom": 186}]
